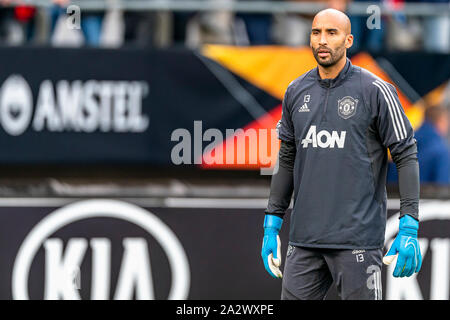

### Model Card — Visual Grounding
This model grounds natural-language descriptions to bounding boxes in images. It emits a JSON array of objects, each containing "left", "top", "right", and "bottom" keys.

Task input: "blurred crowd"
[
  {"left": 388, "top": 99, "right": 450, "bottom": 185},
  {"left": 0, "top": 0, "right": 449, "bottom": 52},
  {"left": 0, "top": 0, "right": 449, "bottom": 185},
  {"left": 414, "top": 103, "right": 450, "bottom": 185}
]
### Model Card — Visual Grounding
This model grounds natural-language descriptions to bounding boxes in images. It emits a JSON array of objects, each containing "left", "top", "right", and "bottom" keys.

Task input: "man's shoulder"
[
  {"left": 356, "top": 66, "right": 387, "bottom": 87},
  {"left": 286, "top": 68, "right": 316, "bottom": 94},
  {"left": 357, "top": 66, "right": 397, "bottom": 94}
]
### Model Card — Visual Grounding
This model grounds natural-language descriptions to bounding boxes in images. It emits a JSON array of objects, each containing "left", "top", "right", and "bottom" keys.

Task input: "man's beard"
[{"left": 312, "top": 43, "right": 346, "bottom": 67}]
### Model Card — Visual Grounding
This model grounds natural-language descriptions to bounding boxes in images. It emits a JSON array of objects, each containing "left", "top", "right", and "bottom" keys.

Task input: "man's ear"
[{"left": 345, "top": 34, "right": 354, "bottom": 49}]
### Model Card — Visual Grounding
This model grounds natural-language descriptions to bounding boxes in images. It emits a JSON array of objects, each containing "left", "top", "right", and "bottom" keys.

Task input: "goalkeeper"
[{"left": 261, "top": 8, "right": 422, "bottom": 300}]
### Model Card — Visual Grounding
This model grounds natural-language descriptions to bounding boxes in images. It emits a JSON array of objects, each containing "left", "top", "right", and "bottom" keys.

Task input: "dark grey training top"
[{"left": 267, "top": 58, "right": 419, "bottom": 250}]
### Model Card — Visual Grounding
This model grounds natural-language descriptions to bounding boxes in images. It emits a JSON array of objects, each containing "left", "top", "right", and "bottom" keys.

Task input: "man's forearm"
[
  {"left": 394, "top": 143, "right": 420, "bottom": 220},
  {"left": 265, "top": 140, "right": 295, "bottom": 218}
]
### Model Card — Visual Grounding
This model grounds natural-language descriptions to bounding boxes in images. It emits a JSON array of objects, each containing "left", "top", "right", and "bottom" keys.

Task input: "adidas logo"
[{"left": 299, "top": 103, "right": 310, "bottom": 112}]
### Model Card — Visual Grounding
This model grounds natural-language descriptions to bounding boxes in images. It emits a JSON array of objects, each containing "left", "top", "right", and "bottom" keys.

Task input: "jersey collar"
[{"left": 314, "top": 57, "right": 353, "bottom": 89}]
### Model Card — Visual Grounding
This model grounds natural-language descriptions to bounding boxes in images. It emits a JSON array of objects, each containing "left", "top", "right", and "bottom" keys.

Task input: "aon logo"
[{"left": 301, "top": 125, "right": 346, "bottom": 148}]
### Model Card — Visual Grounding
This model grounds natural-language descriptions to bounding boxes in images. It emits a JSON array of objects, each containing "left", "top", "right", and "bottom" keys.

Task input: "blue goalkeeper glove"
[
  {"left": 261, "top": 214, "right": 283, "bottom": 278},
  {"left": 383, "top": 214, "right": 422, "bottom": 277}
]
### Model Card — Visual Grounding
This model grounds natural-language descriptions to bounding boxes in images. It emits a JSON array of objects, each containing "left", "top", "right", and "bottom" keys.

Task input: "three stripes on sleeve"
[{"left": 372, "top": 79, "right": 407, "bottom": 142}]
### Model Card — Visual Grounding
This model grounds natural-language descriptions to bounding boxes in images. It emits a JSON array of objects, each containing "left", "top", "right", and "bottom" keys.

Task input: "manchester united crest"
[{"left": 338, "top": 96, "right": 358, "bottom": 119}]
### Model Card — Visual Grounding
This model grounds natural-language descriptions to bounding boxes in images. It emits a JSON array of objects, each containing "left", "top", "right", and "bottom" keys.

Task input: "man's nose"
[{"left": 319, "top": 34, "right": 327, "bottom": 46}]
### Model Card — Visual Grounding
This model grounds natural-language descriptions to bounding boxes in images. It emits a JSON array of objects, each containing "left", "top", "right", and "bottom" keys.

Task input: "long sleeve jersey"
[{"left": 266, "top": 58, "right": 420, "bottom": 249}]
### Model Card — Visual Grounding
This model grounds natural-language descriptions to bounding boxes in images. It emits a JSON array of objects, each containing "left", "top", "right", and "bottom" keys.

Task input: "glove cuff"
[
  {"left": 399, "top": 214, "right": 419, "bottom": 236},
  {"left": 264, "top": 214, "right": 283, "bottom": 233}
]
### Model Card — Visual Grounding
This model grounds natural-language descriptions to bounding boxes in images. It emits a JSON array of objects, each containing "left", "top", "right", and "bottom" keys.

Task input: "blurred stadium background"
[{"left": 0, "top": 0, "right": 448, "bottom": 300}]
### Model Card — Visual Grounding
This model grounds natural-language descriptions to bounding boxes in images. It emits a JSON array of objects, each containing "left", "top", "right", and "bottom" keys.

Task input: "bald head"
[
  {"left": 313, "top": 8, "right": 351, "bottom": 35},
  {"left": 310, "top": 8, "right": 353, "bottom": 68}
]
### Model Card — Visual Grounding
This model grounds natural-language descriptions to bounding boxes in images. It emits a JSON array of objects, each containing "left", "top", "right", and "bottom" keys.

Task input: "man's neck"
[{"left": 318, "top": 56, "right": 347, "bottom": 80}]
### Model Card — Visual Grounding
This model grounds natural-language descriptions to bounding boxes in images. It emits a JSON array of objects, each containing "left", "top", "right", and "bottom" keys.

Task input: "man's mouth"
[{"left": 318, "top": 50, "right": 330, "bottom": 58}]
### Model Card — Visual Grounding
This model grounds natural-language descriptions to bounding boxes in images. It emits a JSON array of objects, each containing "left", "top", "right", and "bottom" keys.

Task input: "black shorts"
[{"left": 281, "top": 245, "right": 383, "bottom": 300}]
